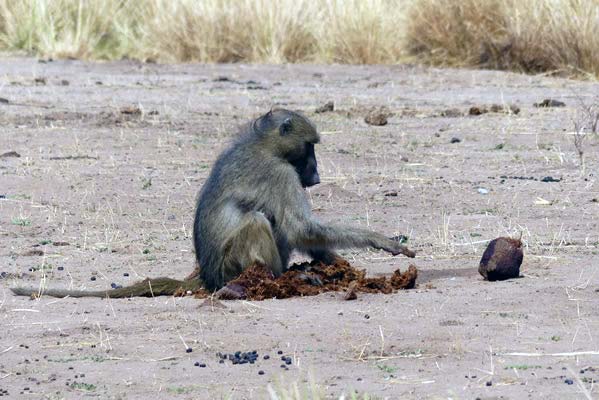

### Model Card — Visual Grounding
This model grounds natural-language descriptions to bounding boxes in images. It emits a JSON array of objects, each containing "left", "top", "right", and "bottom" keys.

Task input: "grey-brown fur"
[{"left": 194, "top": 108, "right": 415, "bottom": 291}]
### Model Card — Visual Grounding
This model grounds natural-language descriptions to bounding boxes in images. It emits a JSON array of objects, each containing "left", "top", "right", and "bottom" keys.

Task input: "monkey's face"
[
  {"left": 291, "top": 142, "right": 321, "bottom": 188},
  {"left": 255, "top": 108, "right": 322, "bottom": 187}
]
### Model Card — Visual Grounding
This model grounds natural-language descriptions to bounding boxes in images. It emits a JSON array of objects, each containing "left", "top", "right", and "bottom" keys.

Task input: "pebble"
[
  {"left": 258, "top": 370, "right": 265, "bottom": 375},
  {"left": 564, "top": 379, "right": 574, "bottom": 385},
  {"left": 186, "top": 348, "right": 193, "bottom": 353},
  {"left": 477, "top": 188, "right": 489, "bottom": 195}
]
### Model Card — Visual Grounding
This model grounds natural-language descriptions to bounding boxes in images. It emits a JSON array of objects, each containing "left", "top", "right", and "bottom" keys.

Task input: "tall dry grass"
[
  {"left": 405, "top": 0, "right": 599, "bottom": 78},
  {"left": 0, "top": 0, "right": 598, "bottom": 78}
]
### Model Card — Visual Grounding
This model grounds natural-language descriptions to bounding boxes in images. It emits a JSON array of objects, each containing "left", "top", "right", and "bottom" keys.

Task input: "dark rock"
[
  {"left": 450, "top": 137, "right": 461, "bottom": 143},
  {"left": 479, "top": 237, "right": 523, "bottom": 281}
]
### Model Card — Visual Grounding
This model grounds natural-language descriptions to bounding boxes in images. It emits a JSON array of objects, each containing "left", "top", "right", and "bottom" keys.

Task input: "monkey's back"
[{"left": 192, "top": 137, "right": 299, "bottom": 289}]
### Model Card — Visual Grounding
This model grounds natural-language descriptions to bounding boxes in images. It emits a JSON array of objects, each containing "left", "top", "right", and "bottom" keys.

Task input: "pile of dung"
[{"left": 198, "top": 258, "right": 417, "bottom": 301}]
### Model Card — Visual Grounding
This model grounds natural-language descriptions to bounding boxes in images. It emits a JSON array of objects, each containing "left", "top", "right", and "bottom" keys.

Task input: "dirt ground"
[{"left": 1, "top": 57, "right": 598, "bottom": 399}]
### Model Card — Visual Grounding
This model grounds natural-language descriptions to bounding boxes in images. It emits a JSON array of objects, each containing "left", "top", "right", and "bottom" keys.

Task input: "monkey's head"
[{"left": 254, "top": 109, "right": 321, "bottom": 188}]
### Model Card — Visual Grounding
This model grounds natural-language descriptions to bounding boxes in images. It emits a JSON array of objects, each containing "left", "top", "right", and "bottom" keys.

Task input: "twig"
[{"left": 501, "top": 351, "right": 599, "bottom": 357}]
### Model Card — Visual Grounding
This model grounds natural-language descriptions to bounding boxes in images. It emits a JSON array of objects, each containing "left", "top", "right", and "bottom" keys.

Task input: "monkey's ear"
[{"left": 279, "top": 118, "right": 292, "bottom": 136}]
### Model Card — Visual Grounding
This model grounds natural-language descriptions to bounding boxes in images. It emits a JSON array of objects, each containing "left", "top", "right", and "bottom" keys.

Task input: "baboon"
[
  {"left": 193, "top": 108, "right": 414, "bottom": 291},
  {"left": 10, "top": 109, "right": 414, "bottom": 298}
]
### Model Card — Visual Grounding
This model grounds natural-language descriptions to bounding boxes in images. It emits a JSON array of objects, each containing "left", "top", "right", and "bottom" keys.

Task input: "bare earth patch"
[{"left": 1, "top": 58, "right": 598, "bottom": 399}]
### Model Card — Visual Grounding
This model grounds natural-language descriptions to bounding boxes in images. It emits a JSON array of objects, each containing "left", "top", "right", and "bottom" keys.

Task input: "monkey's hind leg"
[{"left": 221, "top": 212, "right": 283, "bottom": 285}]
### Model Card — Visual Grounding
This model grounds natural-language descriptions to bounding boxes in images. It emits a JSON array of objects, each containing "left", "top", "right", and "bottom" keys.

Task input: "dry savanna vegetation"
[{"left": 0, "top": 0, "right": 598, "bottom": 78}]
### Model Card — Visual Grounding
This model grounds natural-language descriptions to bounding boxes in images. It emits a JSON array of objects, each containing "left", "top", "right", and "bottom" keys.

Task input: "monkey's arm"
[{"left": 292, "top": 219, "right": 415, "bottom": 258}]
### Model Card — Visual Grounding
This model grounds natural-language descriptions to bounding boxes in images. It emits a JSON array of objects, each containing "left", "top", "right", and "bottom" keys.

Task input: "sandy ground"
[{"left": 1, "top": 57, "right": 598, "bottom": 399}]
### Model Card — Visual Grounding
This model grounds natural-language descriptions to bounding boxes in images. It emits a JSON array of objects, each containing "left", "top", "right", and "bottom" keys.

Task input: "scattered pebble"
[
  {"left": 110, "top": 283, "right": 122, "bottom": 289},
  {"left": 263, "top": 355, "right": 270, "bottom": 360},
  {"left": 343, "top": 281, "right": 358, "bottom": 301},
  {"left": 123, "top": 272, "right": 129, "bottom": 277},
  {"left": 564, "top": 378, "right": 574, "bottom": 385},
  {"left": 186, "top": 348, "right": 193, "bottom": 353},
  {"left": 450, "top": 137, "right": 461, "bottom": 143},
  {"left": 57, "top": 266, "right": 64, "bottom": 271},
  {"left": 469, "top": 104, "right": 519, "bottom": 115},
  {"left": 364, "top": 314, "right": 370, "bottom": 319},
  {"left": 440, "top": 108, "right": 462, "bottom": 117},
  {"left": 90, "top": 276, "right": 96, "bottom": 281},
  {"left": 0, "top": 151, "right": 21, "bottom": 158},
  {"left": 364, "top": 106, "right": 392, "bottom": 126},
  {"left": 315, "top": 101, "right": 334, "bottom": 114},
  {"left": 218, "top": 350, "right": 259, "bottom": 365},
  {"left": 258, "top": 370, "right": 265, "bottom": 375},
  {"left": 120, "top": 106, "right": 142, "bottom": 116},
  {"left": 541, "top": 176, "right": 561, "bottom": 183},
  {"left": 486, "top": 381, "right": 492, "bottom": 386},
  {"left": 534, "top": 99, "right": 565, "bottom": 108}
]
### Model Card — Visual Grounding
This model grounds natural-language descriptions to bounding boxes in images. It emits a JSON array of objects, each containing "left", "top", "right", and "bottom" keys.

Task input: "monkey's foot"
[{"left": 215, "top": 283, "right": 246, "bottom": 300}]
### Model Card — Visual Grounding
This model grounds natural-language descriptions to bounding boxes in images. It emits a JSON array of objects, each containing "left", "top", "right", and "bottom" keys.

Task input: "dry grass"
[
  {"left": 0, "top": 0, "right": 598, "bottom": 78},
  {"left": 405, "top": 0, "right": 599, "bottom": 78}
]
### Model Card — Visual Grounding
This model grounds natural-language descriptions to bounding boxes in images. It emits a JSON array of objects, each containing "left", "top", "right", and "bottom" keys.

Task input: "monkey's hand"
[{"left": 379, "top": 236, "right": 416, "bottom": 258}]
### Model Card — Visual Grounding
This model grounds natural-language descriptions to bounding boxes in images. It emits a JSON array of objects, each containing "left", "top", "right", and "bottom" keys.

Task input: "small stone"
[
  {"left": 486, "top": 381, "right": 492, "bottom": 386},
  {"left": 315, "top": 101, "right": 334, "bottom": 114},
  {"left": 534, "top": 99, "right": 565, "bottom": 108},
  {"left": 258, "top": 370, "right": 265, "bottom": 375},
  {"left": 186, "top": 348, "right": 193, "bottom": 353},
  {"left": 364, "top": 106, "right": 391, "bottom": 126},
  {"left": 450, "top": 137, "right": 461, "bottom": 143},
  {"left": 263, "top": 355, "right": 270, "bottom": 360},
  {"left": 90, "top": 276, "right": 96, "bottom": 281},
  {"left": 194, "top": 362, "right": 200, "bottom": 367},
  {"left": 123, "top": 272, "right": 129, "bottom": 277},
  {"left": 564, "top": 379, "right": 574, "bottom": 385}
]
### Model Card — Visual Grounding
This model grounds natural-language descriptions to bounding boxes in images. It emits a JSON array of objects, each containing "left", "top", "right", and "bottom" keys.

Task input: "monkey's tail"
[{"left": 10, "top": 277, "right": 204, "bottom": 298}]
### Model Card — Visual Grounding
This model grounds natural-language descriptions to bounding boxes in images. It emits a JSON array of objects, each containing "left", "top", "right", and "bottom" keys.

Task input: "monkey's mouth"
[{"left": 304, "top": 172, "right": 320, "bottom": 187}]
